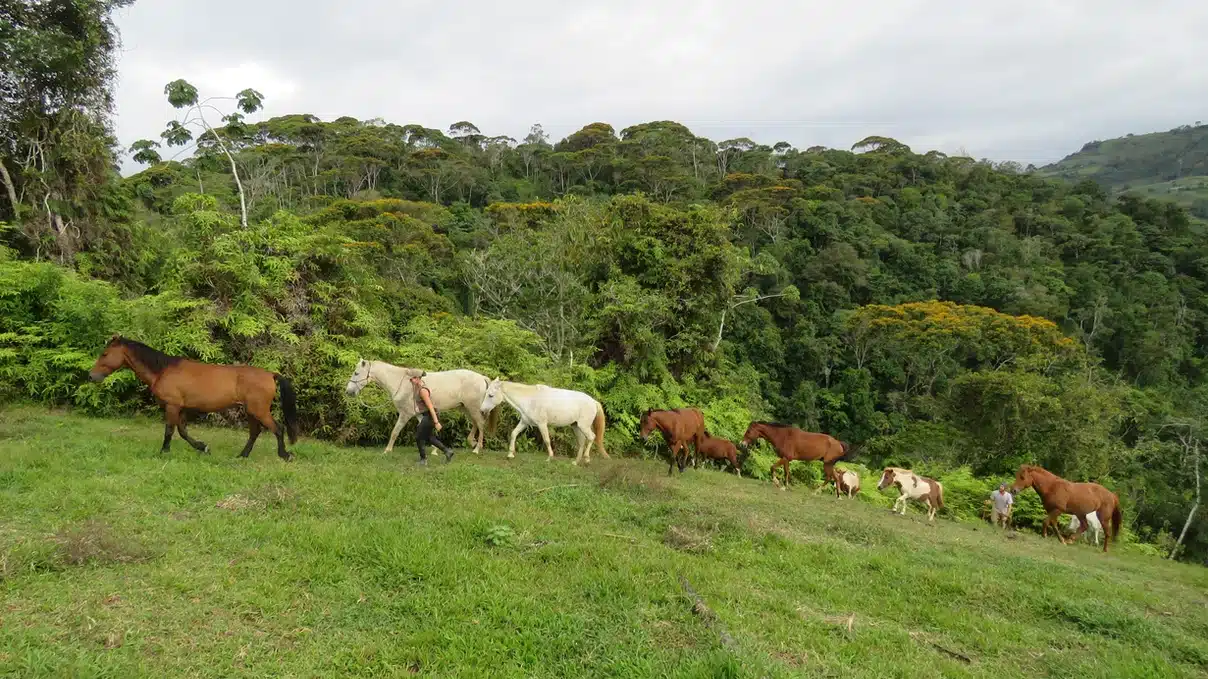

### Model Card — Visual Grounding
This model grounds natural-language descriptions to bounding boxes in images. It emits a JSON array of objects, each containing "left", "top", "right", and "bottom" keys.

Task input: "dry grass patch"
[{"left": 51, "top": 519, "right": 155, "bottom": 567}]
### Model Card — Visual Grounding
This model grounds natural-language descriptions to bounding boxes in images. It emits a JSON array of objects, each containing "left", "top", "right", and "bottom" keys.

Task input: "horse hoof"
[
  {"left": 202, "top": 445, "right": 210, "bottom": 454},
  {"left": 506, "top": 453, "right": 515, "bottom": 460}
]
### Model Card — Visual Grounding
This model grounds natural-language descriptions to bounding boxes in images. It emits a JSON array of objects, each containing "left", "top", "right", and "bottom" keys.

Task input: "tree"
[
  {"left": 0, "top": 0, "right": 135, "bottom": 260},
  {"left": 134, "top": 80, "right": 264, "bottom": 228},
  {"left": 129, "top": 139, "right": 162, "bottom": 165}
]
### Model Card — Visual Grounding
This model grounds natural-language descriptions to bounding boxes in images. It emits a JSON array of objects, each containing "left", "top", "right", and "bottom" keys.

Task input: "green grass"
[{"left": 2, "top": 406, "right": 1207, "bottom": 678}]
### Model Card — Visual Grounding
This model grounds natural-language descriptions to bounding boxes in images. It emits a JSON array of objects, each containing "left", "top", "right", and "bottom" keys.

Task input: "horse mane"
[
  {"left": 752, "top": 420, "right": 796, "bottom": 429},
  {"left": 115, "top": 337, "right": 183, "bottom": 374}
]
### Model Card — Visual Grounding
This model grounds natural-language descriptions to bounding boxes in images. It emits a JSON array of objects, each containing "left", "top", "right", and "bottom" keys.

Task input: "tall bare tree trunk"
[
  {"left": 1172, "top": 438, "right": 1201, "bottom": 560},
  {"left": 0, "top": 159, "right": 19, "bottom": 215}
]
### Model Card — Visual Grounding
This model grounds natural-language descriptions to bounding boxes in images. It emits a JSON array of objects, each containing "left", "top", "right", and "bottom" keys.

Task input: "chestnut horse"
[
  {"left": 740, "top": 421, "right": 855, "bottom": 490},
  {"left": 1010, "top": 464, "right": 1122, "bottom": 553},
  {"left": 89, "top": 336, "right": 299, "bottom": 460},
  {"left": 694, "top": 431, "right": 742, "bottom": 477},
  {"left": 640, "top": 408, "right": 705, "bottom": 476}
]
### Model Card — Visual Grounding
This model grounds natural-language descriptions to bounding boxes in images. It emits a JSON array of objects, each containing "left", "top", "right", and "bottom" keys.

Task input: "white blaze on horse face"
[
  {"left": 345, "top": 360, "right": 371, "bottom": 396},
  {"left": 877, "top": 469, "right": 894, "bottom": 490}
]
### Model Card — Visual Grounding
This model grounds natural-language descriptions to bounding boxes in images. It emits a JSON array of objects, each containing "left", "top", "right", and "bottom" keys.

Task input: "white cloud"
[{"left": 110, "top": 0, "right": 1208, "bottom": 173}]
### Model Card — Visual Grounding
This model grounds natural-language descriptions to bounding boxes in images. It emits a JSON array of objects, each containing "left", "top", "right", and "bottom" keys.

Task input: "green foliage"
[{"left": 8, "top": 95, "right": 1208, "bottom": 560}]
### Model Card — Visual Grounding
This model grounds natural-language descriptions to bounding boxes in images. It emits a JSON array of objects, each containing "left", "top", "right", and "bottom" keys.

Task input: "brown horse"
[
  {"left": 89, "top": 336, "right": 299, "bottom": 461},
  {"left": 639, "top": 408, "right": 705, "bottom": 475},
  {"left": 740, "top": 421, "right": 855, "bottom": 490},
  {"left": 1010, "top": 464, "right": 1122, "bottom": 553},
  {"left": 694, "top": 431, "right": 743, "bottom": 477}
]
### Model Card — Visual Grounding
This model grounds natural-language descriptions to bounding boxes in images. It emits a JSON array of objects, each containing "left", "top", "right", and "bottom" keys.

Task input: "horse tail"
[
  {"left": 1111, "top": 501, "right": 1122, "bottom": 543},
  {"left": 936, "top": 481, "right": 945, "bottom": 509},
  {"left": 840, "top": 440, "right": 857, "bottom": 461},
  {"left": 593, "top": 401, "right": 608, "bottom": 457},
  {"left": 274, "top": 374, "right": 300, "bottom": 444},
  {"left": 485, "top": 401, "right": 500, "bottom": 436}
]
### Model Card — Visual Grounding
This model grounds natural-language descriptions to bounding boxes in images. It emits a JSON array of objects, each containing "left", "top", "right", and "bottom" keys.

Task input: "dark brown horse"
[
  {"left": 1010, "top": 464, "right": 1122, "bottom": 553},
  {"left": 89, "top": 336, "right": 299, "bottom": 460},
  {"left": 740, "top": 421, "right": 855, "bottom": 490},
  {"left": 639, "top": 408, "right": 705, "bottom": 475},
  {"left": 694, "top": 431, "right": 743, "bottom": 477}
]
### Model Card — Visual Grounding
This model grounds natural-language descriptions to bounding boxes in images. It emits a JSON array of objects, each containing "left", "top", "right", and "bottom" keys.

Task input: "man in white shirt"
[{"left": 991, "top": 483, "right": 1013, "bottom": 528}]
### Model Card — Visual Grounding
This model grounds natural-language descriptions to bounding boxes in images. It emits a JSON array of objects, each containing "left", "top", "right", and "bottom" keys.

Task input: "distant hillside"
[{"left": 1039, "top": 123, "right": 1208, "bottom": 218}]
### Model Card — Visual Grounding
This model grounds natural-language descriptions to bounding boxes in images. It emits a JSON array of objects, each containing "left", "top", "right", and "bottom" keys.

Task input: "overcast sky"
[{"left": 110, "top": 0, "right": 1208, "bottom": 174}]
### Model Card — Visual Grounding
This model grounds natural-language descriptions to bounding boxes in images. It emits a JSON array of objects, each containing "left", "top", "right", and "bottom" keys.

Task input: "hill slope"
[
  {"left": 2, "top": 407, "right": 1206, "bottom": 678},
  {"left": 1039, "top": 123, "right": 1208, "bottom": 217}
]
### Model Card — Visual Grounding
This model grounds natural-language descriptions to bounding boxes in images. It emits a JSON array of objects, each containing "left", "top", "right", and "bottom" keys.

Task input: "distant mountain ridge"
[{"left": 1038, "top": 122, "right": 1208, "bottom": 218}]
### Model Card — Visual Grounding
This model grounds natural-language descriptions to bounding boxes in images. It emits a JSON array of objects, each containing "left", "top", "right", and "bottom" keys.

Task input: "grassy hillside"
[
  {"left": 2, "top": 407, "right": 1206, "bottom": 678},
  {"left": 1039, "top": 123, "right": 1208, "bottom": 217}
]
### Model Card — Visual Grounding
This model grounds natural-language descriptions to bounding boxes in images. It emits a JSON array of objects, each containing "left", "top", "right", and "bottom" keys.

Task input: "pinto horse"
[
  {"left": 1010, "top": 464, "right": 1122, "bottom": 553},
  {"left": 695, "top": 431, "right": 743, "bottom": 477},
  {"left": 740, "top": 421, "right": 855, "bottom": 490},
  {"left": 639, "top": 408, "right": 705, "bottom": 475},
  {"left": 833, "top": 468, "right": 860, "bottom": 498},
  {"left": 89, "top": 336, "right": 299, "bottom": 460},
  {"left": 878, "top": 467, "right": 944, "bottom": 521}
]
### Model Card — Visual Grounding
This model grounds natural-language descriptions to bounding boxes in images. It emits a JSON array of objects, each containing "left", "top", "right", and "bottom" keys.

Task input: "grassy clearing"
[{"left": 2, "top": 406, "right": 1207, "bottom": 678}]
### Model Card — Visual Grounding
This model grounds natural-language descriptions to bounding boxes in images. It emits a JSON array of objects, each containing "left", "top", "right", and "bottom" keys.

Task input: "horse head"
[
  {"left": 638, "top": 409, "right": 656, "bottom": 442},
  {"left": 877, "top": 467, "right": 901, "bottom": 491},
  {"left": 1010, "top": 464, "right": 1040, "bottom": 494},
  {"left": 344, "top": 359, "right": 372, "bottom": 396},
  {"left": 739, "top": 421, "right": 763, "bottom": 449},
  {"left": 89, "top": 335, "right": 127, "bottom": 382},
  {"left": 480, "top": 377, "right": 504, "bottom": 413}
]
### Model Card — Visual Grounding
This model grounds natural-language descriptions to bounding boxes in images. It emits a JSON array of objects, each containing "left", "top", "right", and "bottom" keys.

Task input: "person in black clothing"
[{"left": 411, "top": 372, "right": 454, "bottom": 465}]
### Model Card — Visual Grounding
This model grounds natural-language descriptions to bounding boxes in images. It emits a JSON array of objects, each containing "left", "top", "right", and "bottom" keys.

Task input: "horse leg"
[
  {"left": 571, "top": 427, "right": 587, "bottom": 466},
  {"left": 576, "top": 420, "right": 594, "bottom": 465},
  {"left": 175, "top": 412, "right": 210, "bottom": 454},
  {"left": 536, "top": 422, "right": 555, "bottom": 459},
  {"left": 1043, "top": 510, "right": 1066, "bottom": 543},
  {"left": 464, "top": 404, "right": 484, "bottom": 454},
  {"left": 159, "top": 408, "right": 177, "bottom": 454},
  {"left": 780, "top": 459, "right": 790, "bottom": 491},
  {"left": 730, "top": 452, "right": 741, "bottom": 477},
  {"left": 248, "top": 400, "right": 291, "bottom": 461},
  {"left": 507, "top": 420, "right": 528, "bottom": 459},
  {"left": 384, "top": 410, "right": 415, "bottom": 455},
  {"left": 237, "top": 419, "right": 263, "bottom": 458},
  {"left": 893, "top": 495, "right": 907, "bottom": 515},
  {"left": 1071, "top": 514, "right": 1090, "bottom": 545}
]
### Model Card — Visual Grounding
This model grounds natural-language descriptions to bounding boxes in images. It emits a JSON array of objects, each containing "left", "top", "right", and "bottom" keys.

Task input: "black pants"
[{"left": 416, "top": 412, "right": 451, "bottom": 460}]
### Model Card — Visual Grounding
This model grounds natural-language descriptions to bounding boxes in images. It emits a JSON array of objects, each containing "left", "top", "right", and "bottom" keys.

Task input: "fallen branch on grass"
[
  {"left": 679, "top": 574, "right": 737, "bottom": 649},
  {"left": 534, "top": 483, "right": 583, "bottom": 494}
]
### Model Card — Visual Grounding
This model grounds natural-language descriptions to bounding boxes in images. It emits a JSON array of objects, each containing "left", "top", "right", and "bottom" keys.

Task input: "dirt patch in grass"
[
  {"left": 664, "top": 525, "right": 715, "bottom": 554},
  {"left": 217, "top": 482, "right": 297, "bottom": 511},
  {"left": 51, "top": 519, "right": 155, "bottom": 567},
  {"left": 597, "top": 465, "right": 672, "bottom": 500}
]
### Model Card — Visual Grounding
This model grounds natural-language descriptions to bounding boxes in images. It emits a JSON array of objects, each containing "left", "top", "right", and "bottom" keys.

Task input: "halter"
[{"left": 347, "top": 361, "right": 374, "bottom": 393}]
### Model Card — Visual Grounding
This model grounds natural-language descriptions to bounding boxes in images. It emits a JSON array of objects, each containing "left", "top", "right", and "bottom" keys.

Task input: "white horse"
[
  {"left": 479, "top": 377, "right": 608, "bottom": 464},
  {"left": 344, "top": 359, "right": 500, "bottom": 454},
  {"left": 877, "top": 467, "right": 945, "bottom": 522},
  {"left": 1066, "top": 513, "right": 1103, "bottom": 546}
]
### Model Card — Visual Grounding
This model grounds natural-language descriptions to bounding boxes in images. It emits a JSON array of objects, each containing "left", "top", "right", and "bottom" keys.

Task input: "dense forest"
[{"left": 2, "top": 0, "right": 1206, "bottom": 562}]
